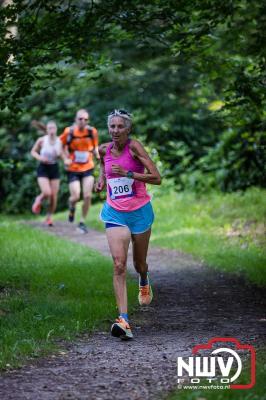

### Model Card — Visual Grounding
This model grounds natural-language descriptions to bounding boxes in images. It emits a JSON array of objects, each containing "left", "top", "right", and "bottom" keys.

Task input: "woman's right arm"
[
  {"left": 95, "top": 143, "right": 109, "bottom": 192},
  {"left": 31, "top": 138, "right": 46, "bottom": 162}
]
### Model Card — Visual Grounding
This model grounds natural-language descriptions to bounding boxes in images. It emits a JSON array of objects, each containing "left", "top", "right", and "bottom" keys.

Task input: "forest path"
[{"left": 0, "top": 221, "right": 265, "bottom": 399}]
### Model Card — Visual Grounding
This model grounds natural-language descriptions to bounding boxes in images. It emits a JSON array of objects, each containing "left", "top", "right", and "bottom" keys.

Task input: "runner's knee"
[
  {"left": 83, "top": 194, "right": 92, "bottom": 201},
  {"left": 42, "top": 189, "right": 52, "bottom": 198},
  {"left": 113, "top": 258, "right": 127, "bottom": 276},
  {"left": 70, "top": 193, "right": 80, "bottom": 202}
]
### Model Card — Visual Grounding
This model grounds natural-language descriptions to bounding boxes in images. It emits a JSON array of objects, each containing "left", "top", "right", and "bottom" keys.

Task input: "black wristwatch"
[{"left": 126, "top": 170, "right": 134, "bottom": 178}]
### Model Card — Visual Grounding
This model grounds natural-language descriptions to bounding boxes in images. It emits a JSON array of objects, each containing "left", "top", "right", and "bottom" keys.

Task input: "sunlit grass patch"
[{"left": 150, "top": 187, "right": 266, "bottom": 285}]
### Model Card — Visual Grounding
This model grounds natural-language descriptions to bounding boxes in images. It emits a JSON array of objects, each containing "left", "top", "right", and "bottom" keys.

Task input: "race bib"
[
  {"left": 108, "top": 177, "right": 135, "bottom": 200},
  {"left": 74, "top": 151, "right": 89, "bottom": 163}
]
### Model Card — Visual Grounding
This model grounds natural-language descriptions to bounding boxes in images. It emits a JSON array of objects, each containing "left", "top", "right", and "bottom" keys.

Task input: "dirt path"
[{"left": 0, "top": 221, "right": 265, "bottom": 400}]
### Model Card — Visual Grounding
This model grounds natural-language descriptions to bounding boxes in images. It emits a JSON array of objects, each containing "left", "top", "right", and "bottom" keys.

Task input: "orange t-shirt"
[{"left": 60, "top": 125, "right": 98, "bottom": 172}]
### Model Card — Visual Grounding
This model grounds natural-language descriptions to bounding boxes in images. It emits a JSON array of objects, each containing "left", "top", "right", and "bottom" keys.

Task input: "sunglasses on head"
[{"left": 108, "top": 109, "right": 131, "bottom": 117}]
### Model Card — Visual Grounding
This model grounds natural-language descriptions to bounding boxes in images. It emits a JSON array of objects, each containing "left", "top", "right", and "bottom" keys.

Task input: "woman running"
[
  {"left": 95, "top": 109, "right": 162, "bottom": 340},
  {"left": 31, "top": 120, "right": 68, "bottom": 226}
]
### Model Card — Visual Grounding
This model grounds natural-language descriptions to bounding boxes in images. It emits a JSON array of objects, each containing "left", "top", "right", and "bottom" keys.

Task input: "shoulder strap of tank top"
[
  {"left": 42, "top": 135, "right": 49, "bottom": 147},
  {"left": 106, "top": 142, "right": 114, "bottom": 156}
]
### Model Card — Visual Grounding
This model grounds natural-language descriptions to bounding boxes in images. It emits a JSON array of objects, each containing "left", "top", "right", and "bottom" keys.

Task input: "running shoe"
[
  {"left": 78, "top": 222, "right": 88, "bottom": 233},
  {"left": 111, "top": 317, "right": 133, "bottom": 340},
  {"left": 68, "top": 205, "right": 76, "bottom": 222},
  {"left": 44, "top": 217, "right": 53, "bottom": 227},
  {"left": 32, "top": 195, "right": 42, "bottom": 214},
  {"left": 138, "top": 274, "right": 153, "bottom": 306}
]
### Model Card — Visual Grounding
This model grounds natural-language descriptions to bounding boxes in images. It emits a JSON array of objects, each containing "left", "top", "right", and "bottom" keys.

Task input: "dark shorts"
[
  {"left": 37, "top": 163, "right": 60, "bottom": 180},
  {"left": 67, "top": 169, "right": 94, "bottom": 184}
]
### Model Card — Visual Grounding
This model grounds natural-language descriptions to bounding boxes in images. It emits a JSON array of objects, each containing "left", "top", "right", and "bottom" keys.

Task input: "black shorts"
[
  {"left": 67, "top": 169, "right": 94, "bottom": 184},
  {"left": 37, "top": 163, "right": 60, "bottom": 180}
]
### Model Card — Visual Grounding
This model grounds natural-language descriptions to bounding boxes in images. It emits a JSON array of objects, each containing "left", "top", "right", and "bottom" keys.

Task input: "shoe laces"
[
  {"left": 115, "top": 317, "right": 130, "bottom": 329},
  {"left": 139, "top": 285, "right": 150, "bottom": 296}
]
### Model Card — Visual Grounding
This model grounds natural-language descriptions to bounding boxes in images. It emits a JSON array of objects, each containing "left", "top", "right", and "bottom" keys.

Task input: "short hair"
[
  {"left": 107, "top": 109, "right": 132, "bottom": 129},
  {"left": 76, "top": 109, "right": 89, "bottom": 118}
]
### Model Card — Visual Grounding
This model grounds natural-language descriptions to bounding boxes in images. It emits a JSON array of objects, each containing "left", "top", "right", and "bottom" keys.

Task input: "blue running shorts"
[{"left": 100, "top": 201, "right": 154, "bottom": 234}]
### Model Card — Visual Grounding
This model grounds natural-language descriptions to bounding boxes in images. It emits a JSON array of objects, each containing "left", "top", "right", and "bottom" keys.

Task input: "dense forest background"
[{"left": 0, "top": 0, "right": 265, "bottom": 213}]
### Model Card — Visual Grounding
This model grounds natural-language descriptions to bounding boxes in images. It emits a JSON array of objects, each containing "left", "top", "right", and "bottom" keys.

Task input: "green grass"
[
  {"left": 0, "top": 219, "right": 136, "bottom": 370},
  {"left": 150, "top": 187, "right": 266, "bottom": 285},
  {"left": 55, "top": 186, "right": 266, "bottom": 286}
]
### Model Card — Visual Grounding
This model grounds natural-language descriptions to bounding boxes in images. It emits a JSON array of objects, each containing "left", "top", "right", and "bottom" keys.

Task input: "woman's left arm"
[{"left": 112, "top": 140, "right": 162, "bottom": 185}]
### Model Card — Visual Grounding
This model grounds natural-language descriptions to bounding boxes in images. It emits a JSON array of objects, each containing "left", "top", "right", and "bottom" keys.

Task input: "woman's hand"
[
  {"left": 111, "top": 164, "right": 127, "bottom": 176},
  {"left": 39, "top": 156, "right": 49, "bottom": 164},
  {"left": 95, "top": 178, "right": 106, "bottom": 192}
]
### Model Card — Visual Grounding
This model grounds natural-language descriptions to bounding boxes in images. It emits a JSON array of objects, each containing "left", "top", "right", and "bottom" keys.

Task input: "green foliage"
[{"left": 0, "top": 1, "right": 265, "bottom": 213}]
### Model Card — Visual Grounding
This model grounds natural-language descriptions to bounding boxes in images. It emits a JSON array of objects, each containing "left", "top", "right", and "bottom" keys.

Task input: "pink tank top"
[{"left": 104, "top": 139, "right": 151, "bottom": 211}]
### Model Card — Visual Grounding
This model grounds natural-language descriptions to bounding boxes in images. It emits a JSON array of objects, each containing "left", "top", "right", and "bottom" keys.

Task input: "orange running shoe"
[
  {"left": 111, "top": 317, "right": 133, "bottom": 340},
  {"left": 138, "top": 275, "right": 153, "bottom": 306},
  {"left": 32, "top": 195, "right": 42, "bottom": 214}
]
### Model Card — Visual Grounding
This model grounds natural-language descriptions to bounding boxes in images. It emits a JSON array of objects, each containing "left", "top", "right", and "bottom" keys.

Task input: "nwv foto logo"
[{"left": 177, "top": 337, "right": 256, "bottom": 389}]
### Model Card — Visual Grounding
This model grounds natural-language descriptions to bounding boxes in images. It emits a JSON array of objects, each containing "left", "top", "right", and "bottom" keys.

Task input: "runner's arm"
[
  {"left": 112, "top": 140, "right": 162, "bottom": 185},
  {"left": 94, "top": 146, "right": 100, "bottom": 160},
  {"left": 60, "top": 145, "right": 72, "bottom": 166},
  {"left": 30, "top": 138, "right": 47, "bottom": 162},
  {"left": 60, "top": 150, "right": 72, "bottom": 166},
  {"left": 59, "top": 129, "right": 72, "bottom": 165},
  {"left": 95, "top": 144, "right": 108, "bottom": 192},
  {"left": 92, "top": 128, "right": 100, "bottom": 160}
]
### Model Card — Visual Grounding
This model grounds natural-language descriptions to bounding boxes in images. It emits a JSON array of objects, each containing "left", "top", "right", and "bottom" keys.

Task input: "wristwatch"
[{"left": 126, "top": 170, "right": 134, "bottom": 178}]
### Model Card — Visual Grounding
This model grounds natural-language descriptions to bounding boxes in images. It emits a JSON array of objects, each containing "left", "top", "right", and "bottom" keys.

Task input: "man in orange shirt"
[{"left": 60, "top": 109, "right": 100, "bottom": 233}]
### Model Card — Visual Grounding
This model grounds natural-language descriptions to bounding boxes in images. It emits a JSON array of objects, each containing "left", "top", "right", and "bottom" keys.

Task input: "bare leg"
[
  {"left": 37, "top": 177, "right": 52, "bottom": 203},
  {"left": 106, "top": 226, "right": 131, "bottom": 315},
  {"left": 69, "top": 180, "right": 81, "bottom": 208},
  {"left": 81, "top": 175, "right": 94, "bottom": 222},
  {"left": 48, "top": 179, "right": 60, "bottom": 215},
  {"left": 131, "top": 228, "right": 151, "bottom": 280}
]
